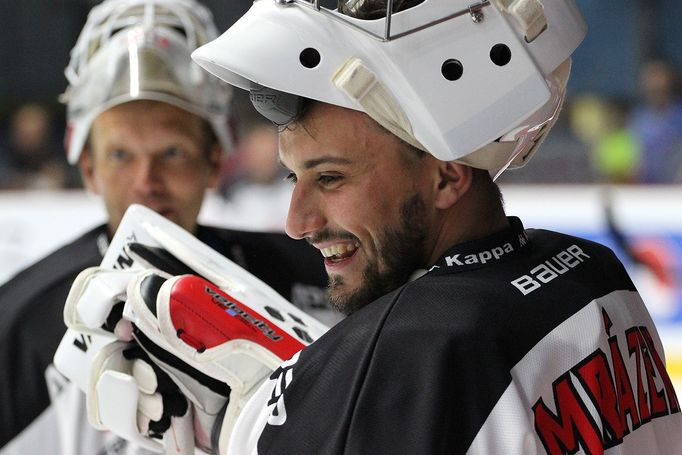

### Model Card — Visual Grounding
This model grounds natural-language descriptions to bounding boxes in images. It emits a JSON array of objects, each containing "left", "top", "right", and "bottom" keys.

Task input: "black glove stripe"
[
  {"left": 127, "top": 243, "right": 197, "bottom": 277},
  {"left": 133, "top": 328, "right": 231, "bottom": 397}
]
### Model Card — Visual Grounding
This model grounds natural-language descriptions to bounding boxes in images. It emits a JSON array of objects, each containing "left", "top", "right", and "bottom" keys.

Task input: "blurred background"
[{"left": 1, "top": 0, "right": 682, "bottom": 387}]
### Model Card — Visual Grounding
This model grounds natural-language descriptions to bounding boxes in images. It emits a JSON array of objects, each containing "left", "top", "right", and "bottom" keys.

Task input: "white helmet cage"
[
  {"left": 192, "top": 0, "right": 586, "bottom": 178},
  {"left": 62, "top": 0, "right": 235, "bottom": 164}
]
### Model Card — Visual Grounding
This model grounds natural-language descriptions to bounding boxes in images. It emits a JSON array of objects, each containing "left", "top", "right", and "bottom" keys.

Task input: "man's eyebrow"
[{"left": 278, "top": 155, "right": 352, "bottom": 170}]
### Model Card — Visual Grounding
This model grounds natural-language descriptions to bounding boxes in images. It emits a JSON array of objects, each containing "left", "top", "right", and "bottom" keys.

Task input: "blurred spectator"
[
  {"left": 629, "top": 58, "right": 682, "bottom": 183},
  {"left": 497, "top": 99, "right": 593, "bottom": 184},
  {"left": 224, "top": 121, "right": 283, "bottom": 187},
  {"left": 217, "top": 119, "right": 291, "bottom": 231},
  {"left": 570, "top": 95, "right": 640, "bottom": 183},
  {"left": 0, "top": 102, "right": 79, "bottom": 189}
]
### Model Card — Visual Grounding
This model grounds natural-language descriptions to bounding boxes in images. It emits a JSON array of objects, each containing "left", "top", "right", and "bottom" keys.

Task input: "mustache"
[{"left": 306, "top": 229, "right": 360, "bottom": 246}]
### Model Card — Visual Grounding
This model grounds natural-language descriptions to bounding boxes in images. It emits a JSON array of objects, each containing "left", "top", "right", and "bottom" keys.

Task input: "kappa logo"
[
  {"left": 444, "top": 242, "right": 515, "bottom": 267},
  {"left": 533, "top": 308, "right": 680, "bottom": 454},
  {"left": 266, "top": 351, "right": 301, "bottom": 426}
]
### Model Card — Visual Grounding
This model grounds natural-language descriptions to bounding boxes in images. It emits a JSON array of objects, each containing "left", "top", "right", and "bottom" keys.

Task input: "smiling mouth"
[{"left": 320, "top": 242, "right": 359, "bottom": 265}]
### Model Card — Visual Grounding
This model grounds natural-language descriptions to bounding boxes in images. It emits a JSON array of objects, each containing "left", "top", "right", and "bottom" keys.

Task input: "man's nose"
[
  {"left": 132, "top": 157, "right": 163, "bottom": 194},
  {"left": 285, "top": 184, "right": 326, "bottom": 240}
]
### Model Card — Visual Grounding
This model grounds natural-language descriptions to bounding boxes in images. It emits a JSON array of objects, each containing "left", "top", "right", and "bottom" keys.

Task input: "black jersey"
[
  {"left": 230, "top": 217, "right": 681, "bottom": 454},
  {"left": 0, "top": 223, "right": 334, "bottom": 449}
]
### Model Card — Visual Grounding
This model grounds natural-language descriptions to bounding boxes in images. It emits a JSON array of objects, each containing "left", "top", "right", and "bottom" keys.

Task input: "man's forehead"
[
  {"left": 95, "top": 102, "right": 203, "bottom": 130},
  {"left": 278, "top": 153, "right": 353, "bottom": 170},
  {"left": 277, "top": 106, "right": 389, "bottom": 167},
  {"left": 101, "top": 100, "right": 197, "bottom": 118},
  {"left": 91, "top": 107, "right": 207, "bottom": 148}
]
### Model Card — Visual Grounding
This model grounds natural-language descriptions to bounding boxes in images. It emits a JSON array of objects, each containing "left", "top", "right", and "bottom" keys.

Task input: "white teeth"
[{"left": 320, "top": 242, "right": 358, "bottom": 258}]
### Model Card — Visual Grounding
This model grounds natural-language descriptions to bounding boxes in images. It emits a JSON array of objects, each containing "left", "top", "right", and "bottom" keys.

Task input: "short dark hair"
[
  {"left": 473, "top": 167, "right": 505, "bottom": 210},
  {"left": 282, "top": 97, "right": 425, "bottom": 165},
  {"left": 338, "top": 0, "right": 426, "bottom": 19}
]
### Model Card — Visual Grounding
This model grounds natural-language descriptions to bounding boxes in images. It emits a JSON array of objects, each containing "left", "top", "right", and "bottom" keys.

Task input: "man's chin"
[
  {"left": 328, "top": 276, "right": 361, "bottom": 316},
  {"left": 327, "top": 274, "right": 385, "bottom": 316}
]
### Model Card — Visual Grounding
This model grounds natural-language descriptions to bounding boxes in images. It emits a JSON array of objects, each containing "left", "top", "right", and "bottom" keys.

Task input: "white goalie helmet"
[
  {"left": 192, "top": 0, "right": 586, "bottom": 178},
  {"left": 62, "top": 0, "right": 234, "bottom": 164}
]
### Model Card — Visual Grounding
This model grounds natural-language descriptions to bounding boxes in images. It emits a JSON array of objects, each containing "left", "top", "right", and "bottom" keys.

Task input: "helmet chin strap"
[{"left": 457, "top": 58, "right": 571, "bottom": 178}]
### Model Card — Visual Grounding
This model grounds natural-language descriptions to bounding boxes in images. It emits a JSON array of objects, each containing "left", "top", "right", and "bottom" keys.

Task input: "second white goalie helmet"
[
  {"left": 62, "top": 0, "right": 234, "bottom": 164},
  {"left": 192, "top": 0, "right": 586, "bottom": 178}
]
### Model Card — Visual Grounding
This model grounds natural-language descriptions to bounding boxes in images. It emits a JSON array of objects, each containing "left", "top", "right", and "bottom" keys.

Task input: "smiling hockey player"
[{"left": 60, "top": 0, "right": 682, "bottom": 453}]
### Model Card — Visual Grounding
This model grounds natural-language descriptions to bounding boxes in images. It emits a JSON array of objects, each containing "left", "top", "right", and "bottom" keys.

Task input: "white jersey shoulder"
[{"left": 468, "top": 289, "right": 681, "bottom": 454}]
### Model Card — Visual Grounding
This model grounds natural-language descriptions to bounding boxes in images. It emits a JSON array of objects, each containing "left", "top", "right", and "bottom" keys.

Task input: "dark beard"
[{"left": 329, "top": 193, "right": 428, "bottom": 315}]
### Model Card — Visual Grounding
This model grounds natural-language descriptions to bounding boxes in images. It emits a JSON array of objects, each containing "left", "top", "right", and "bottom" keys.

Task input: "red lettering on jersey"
[
  {"left": 608, "top": 335, "right": 641, "bottom": 431},
  {"left": 602, "top": 308, "right": 613, "bottom": 336},
  {"left": 626, "top": 328, "right": 651, "bottom": 422},
  {"left": 533, "top": 308, "right": 677, "bottom": 452},
  {"left": 640, "top": 327, "right": 680, "bottom": 414},
  {"left": 574, "top": 351, "right": 627, "bottom": 444},
  {"left": 637, "top": 329, "right": 670, "bottom": 416},
  {"left": 533, "top": 373, "right": 603, "bottom": 455}
]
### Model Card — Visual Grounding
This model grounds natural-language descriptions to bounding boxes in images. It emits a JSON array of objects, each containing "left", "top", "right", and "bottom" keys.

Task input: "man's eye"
[
  {"left": 318, "top": 174, "right": 341, "bottom": 185},
  {"left": 284, "top": 173, "right": 298, "bottom": 184},
  {"left": 110, "top": 149, "right": 128, "bottom": 161},
  {"left": 163, "top": 147, "right": 185, "bottom": 159}
]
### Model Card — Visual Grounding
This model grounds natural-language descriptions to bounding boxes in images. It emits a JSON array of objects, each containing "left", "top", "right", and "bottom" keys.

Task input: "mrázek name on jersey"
[{"left": 533, "top": 307, "right": 679, "bottom": 454}]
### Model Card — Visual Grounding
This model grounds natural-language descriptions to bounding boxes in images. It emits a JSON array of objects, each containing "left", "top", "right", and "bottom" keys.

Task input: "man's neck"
[{"left": 426, "top": 209, "right": 509, "bottom": 266}]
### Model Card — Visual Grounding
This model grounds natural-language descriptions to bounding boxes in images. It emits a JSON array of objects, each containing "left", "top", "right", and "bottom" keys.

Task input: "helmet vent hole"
[
  {"left": 299, "top": 48, "right": 321, "bottom": 69},
  {"left": 490, "top": 44, "right": 512, "bottom": 66},
  {"left": 441, "top": 59, "right": 463, "bottom": 81}
]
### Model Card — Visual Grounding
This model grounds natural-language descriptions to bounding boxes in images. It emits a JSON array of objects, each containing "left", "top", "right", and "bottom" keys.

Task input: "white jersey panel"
[{"left": 467, "top": 290, "right": 681, "bottom": 454}]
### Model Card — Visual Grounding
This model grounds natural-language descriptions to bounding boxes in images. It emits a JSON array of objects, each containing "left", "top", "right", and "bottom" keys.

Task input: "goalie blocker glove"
[
  {"left": 127, "top": 271, "right": 315, "bottom": 453},
  {"left": 62, "top": 242, "right": 328, "bottom": 454}
]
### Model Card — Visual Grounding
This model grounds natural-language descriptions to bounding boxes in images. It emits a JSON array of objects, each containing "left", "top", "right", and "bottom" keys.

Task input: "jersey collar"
[{"left": 427, "top": 216, "right": 529, "bottom": 275}]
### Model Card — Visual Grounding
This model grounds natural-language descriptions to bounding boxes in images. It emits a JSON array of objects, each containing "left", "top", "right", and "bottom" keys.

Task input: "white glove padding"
[
  {"left": 62, "top": 239, "right": 198, "bottom": 340},
  {"left": 87, "top": 341, "right": 195, "bottom": 453},
  {"left": 125, "top": 269, "right": 325, "bottom": 453},
  {"left": 63, "top": 265, "right": 228, "bottom": 453},
  {"left": 63, "top": 266, "right": 233, "bottom": 453},
  {"left": 130, "top": 320, "right": 234, "bottom": 453},
  {"left": 63, "top": 267, "right": 138, "bottom": 339},
  {"left": 63, "top": 238, "right": 329, "bottom": 454}
]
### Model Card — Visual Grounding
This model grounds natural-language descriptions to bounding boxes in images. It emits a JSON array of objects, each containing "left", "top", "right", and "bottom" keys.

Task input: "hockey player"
[
  {"left": 62, "top": 0, "right": 682, "bottom": 453},
  {"left": 0, "top": 0, "right": 335, "bottom": 453}
]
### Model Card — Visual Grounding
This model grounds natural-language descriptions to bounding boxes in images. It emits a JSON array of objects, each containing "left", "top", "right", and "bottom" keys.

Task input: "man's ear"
[
  {"left": 434, "top": 161, "right": 473, "bottom": 210},
  {"left": 78, "top": 148, "right": 100, "bottom": 194},
  {"left": 206, "top": 143, "right": 224, "bottom": 189}
]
